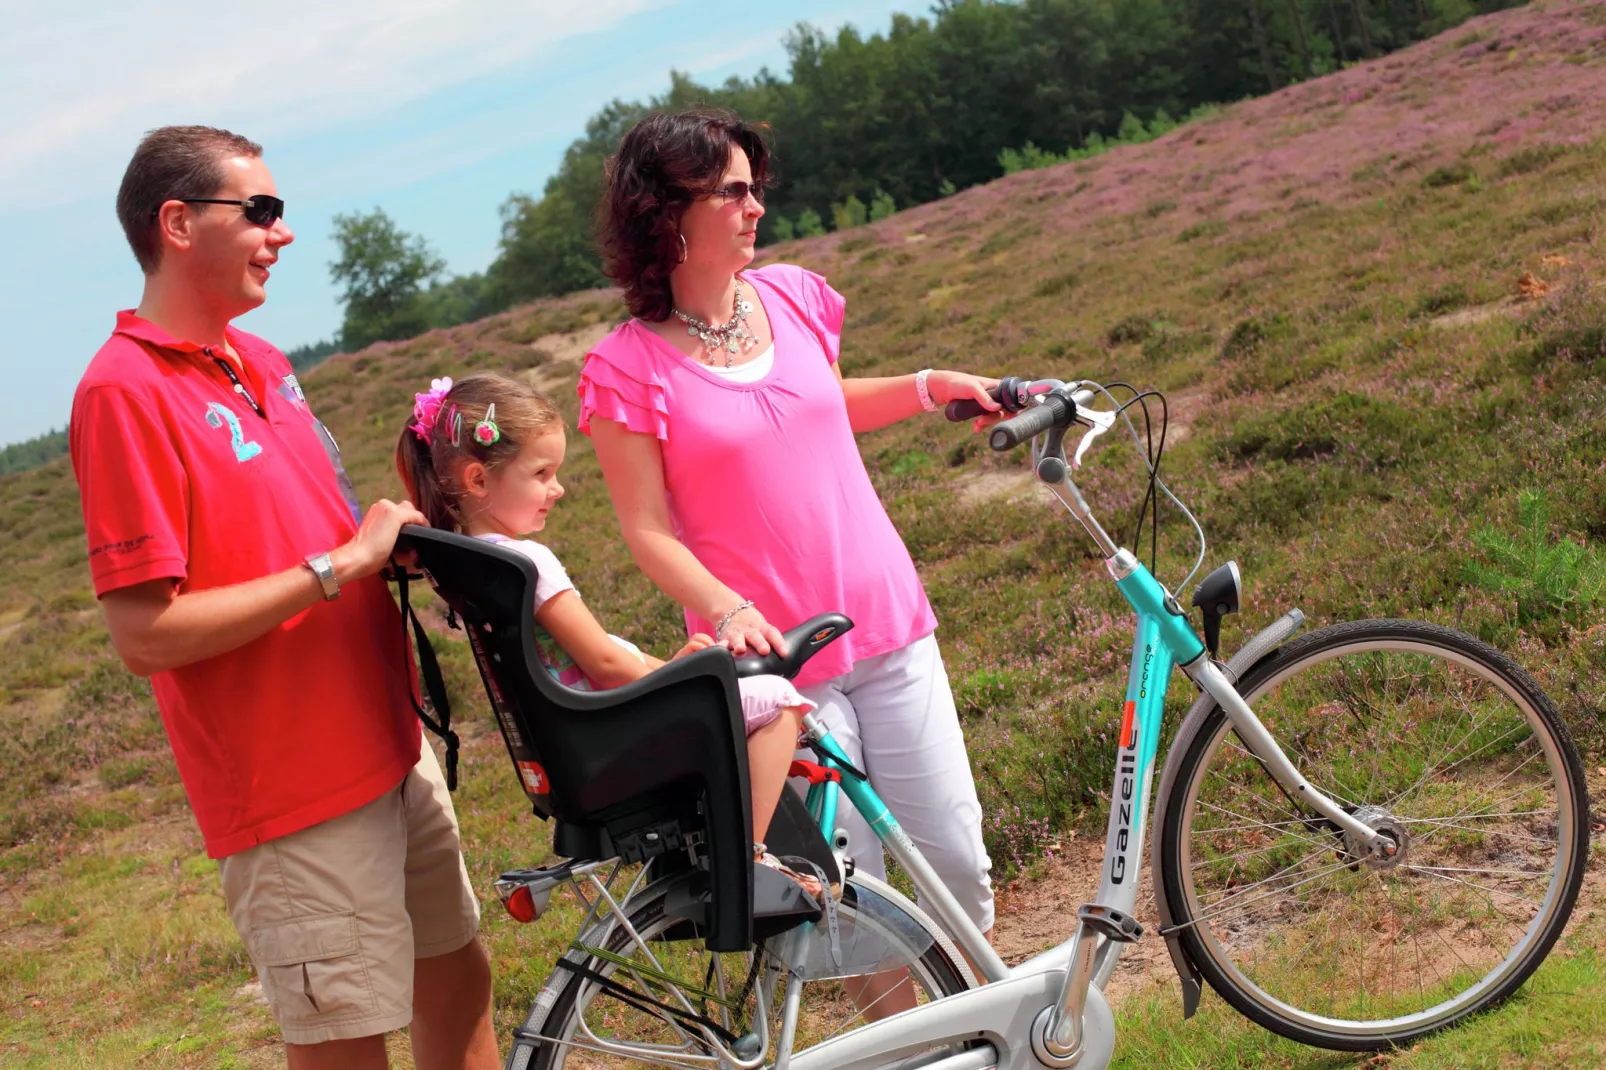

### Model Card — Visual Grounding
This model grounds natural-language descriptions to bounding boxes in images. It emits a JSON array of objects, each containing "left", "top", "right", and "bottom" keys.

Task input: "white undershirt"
[{"left": 702, "top": 344, "right": 775, "bottom": 383}]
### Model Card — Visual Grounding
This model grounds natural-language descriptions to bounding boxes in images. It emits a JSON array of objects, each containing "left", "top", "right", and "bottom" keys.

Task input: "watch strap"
[{"left": 305, "top": 552, "right": 340, "bottom": 601}]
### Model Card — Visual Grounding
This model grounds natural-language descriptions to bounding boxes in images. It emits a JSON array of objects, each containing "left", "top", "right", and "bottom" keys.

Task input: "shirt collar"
[{"left": 113, "top": 310, "right": 257, "bottom": 363}]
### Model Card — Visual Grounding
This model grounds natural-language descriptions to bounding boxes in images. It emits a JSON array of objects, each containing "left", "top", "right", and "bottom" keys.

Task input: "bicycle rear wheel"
[
  {"left": 508, "top": 872, "right": 974, "bottom": 1069},
  {"left": 1158, "top": 619, "right": 1589, "bottom": 1050}
]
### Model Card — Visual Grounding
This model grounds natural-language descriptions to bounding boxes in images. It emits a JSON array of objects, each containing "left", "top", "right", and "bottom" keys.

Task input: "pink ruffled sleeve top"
[{"left": 577, "top": 263, "right": 936, "bottom": 689}]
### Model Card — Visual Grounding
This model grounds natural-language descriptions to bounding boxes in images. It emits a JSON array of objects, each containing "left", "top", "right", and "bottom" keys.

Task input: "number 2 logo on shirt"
[{"left": 204, "top": 402, "right": 263, "bottom": 463}]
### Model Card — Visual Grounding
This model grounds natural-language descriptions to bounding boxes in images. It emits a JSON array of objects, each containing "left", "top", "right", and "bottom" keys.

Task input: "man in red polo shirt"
[{"left": 70, "top": 126, "right": 499, "bottom": 1069}]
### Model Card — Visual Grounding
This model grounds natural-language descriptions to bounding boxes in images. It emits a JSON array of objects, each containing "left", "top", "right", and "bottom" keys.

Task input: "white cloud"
[{"left": 0, "top": 0, "right": 663, "bottom": 204}]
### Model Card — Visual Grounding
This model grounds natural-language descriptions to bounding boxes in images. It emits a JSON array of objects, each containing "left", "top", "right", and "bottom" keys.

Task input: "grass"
[
  {"left": 5, "top": 0, "right": 1606, "bottom": 1063},
  {"left": 1111, "top": 920, "right": 1606, "bottom": 1068}
]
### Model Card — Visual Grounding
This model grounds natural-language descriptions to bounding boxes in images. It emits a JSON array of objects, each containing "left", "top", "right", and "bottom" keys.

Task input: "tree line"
[
  {"left": 0, "top": 428, "right": 67, "bottom": 477},
  {"left": 321, "top": 0, "right": 1514, "bottom": 355}
]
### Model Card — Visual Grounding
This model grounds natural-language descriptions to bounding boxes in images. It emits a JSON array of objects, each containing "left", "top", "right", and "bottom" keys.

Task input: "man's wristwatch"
[{"left": 304, "top": 552, "right": 340, "bottom": 601}]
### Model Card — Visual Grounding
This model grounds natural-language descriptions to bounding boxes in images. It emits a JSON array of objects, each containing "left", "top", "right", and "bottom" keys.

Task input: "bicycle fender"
[{"left": 1148, "top": 608, "right": 1304, "bottom": 1019}]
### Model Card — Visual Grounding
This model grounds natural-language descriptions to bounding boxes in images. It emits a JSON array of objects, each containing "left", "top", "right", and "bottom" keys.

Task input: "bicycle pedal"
[{"left": 1078, "top": 903, "right": 1143, "bottom": 943}]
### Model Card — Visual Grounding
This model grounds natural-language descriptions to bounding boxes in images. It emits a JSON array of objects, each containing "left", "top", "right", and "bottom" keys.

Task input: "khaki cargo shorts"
[{"left": 217, "top": 740, "right": 481, "bottom": 1045}]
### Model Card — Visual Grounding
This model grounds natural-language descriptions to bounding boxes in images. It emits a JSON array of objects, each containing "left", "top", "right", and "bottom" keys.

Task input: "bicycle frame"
[{"left": 778, "top": 412, "right": 1394, "bottom": 1068}]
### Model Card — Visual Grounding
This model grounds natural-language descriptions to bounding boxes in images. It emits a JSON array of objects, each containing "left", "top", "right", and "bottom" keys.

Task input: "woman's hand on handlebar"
[
  {"left": 928, "top": 371, "right": 1004, "bottom": 431},
  {"left": 718, "top": 605, "right": 788, "bottom": 658}
]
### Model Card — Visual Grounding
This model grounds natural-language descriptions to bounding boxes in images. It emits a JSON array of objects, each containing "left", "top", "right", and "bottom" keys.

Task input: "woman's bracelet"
[
  {"left": 914, "top": 368, "right": 938, "bottom": 413},
  {"left": 714, "top": 599, "right": 756, "bottom": 639}
]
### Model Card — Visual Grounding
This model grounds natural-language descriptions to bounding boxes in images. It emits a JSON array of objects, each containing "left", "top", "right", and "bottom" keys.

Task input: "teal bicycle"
[{"left": 403, "top": 377, "right": 1589, "bottom": 1069}]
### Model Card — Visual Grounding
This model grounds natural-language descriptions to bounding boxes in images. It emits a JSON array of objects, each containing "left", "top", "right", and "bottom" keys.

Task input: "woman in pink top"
[{"left": 579, "top": 109, "right": 1002, "bottom": 954}]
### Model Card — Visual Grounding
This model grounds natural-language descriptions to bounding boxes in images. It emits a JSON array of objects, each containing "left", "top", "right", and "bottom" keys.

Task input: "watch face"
[{"left": 307, "top": 554, "right": 338, "bottom": 598}]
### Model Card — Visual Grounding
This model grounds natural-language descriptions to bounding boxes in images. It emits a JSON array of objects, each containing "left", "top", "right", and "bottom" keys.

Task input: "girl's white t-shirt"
[
  {"left": 702, "top": 344, "right": 774, "bottom": 382},
  {"left": 474, "top": 532, "right": 574, "bottom": 609}
]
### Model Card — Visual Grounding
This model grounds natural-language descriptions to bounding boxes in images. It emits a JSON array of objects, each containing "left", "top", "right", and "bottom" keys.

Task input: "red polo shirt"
[{"left": 70, "top": 312, "right": 421, "bottom": 858}]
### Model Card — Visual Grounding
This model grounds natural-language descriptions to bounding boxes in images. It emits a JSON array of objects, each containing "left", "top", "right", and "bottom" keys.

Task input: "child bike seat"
[{"left": 394, "top": 525, "right": 849, "bottom": 952}]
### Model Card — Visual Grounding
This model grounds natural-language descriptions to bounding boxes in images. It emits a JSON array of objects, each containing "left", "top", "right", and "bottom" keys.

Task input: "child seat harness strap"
[{"left": 394, "top": 563, "right": 460, "bottom": 790}]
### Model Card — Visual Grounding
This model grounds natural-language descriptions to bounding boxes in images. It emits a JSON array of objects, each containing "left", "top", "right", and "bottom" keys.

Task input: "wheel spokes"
[{"left": 1181, "top": 640, "right": 1568, "bottom": 1030}]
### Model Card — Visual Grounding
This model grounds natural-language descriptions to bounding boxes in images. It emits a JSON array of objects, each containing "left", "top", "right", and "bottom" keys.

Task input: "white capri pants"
[{"left": 796, "top": 633, "right": 995, "bottom": 931}]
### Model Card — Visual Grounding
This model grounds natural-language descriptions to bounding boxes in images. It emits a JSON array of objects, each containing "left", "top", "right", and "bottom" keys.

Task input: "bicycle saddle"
[{"left": 732, "top": 613, "right": 854, "bottom": 681}]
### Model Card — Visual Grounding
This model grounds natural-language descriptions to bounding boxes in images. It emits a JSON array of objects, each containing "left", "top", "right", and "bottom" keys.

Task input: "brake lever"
[{"left": 1072, "top": 408, "right": 1117, "bottom": 468}]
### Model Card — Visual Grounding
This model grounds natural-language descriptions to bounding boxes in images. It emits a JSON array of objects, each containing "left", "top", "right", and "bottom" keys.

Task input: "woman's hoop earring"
[{"left": 677, "top": 233, "right": 687, "bottom": 264}]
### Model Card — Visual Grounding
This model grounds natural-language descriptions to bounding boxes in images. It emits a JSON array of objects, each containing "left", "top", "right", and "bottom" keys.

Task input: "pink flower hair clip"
[
  {"left": 408, "top": 377, "right": 453, "bottom": 442},
  {"left": 473, "top": 403, "right": 501, "bottom": 446}
]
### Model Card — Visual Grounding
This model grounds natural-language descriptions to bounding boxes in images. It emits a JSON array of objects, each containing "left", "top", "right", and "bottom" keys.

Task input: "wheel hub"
[{"left": 1341, "top": 805, "right": 1409, "bottom": 871}]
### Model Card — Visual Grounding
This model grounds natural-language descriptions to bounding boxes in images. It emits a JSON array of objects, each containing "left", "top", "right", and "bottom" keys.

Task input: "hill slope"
[{"left": 2, "top": 2, "right": 1605, "bottom": 1063}]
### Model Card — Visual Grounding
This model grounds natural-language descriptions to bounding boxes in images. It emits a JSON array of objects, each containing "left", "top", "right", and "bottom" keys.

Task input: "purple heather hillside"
[{"left": 850, "top": 0, "right": 1606, "bottom": 240}]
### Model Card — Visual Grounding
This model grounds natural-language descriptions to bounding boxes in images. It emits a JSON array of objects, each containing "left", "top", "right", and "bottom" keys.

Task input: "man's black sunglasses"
[{"left": 151, "top": 195, "right": 286, "bottom": 226}]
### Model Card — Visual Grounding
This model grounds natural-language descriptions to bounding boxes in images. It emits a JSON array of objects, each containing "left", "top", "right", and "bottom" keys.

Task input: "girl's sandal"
[{"left": 754, "top": 843, "right": 826, "bottom": 901}]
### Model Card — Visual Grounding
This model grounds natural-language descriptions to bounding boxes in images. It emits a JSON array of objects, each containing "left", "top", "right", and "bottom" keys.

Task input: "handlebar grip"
[
  {"left": 944, "top": 376, "right": 1039, "bottom": 421},
  {"left": 988, "top": 395, "right": 1073, "bottom": 451},
  {"left": 945, "top": 397, "right": 993, "bottom": 422}
]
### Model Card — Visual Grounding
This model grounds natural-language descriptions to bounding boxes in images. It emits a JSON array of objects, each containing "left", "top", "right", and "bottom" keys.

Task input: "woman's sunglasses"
[
  {"left": 710, "top": 181, "right": 764, "bottom": 207},
  {"left": 151, "top": 195, "right": 286, "bottom": 227}
]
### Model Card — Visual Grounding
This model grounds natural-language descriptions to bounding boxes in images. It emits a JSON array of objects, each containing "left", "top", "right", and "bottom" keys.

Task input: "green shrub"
[
  {"left": 1410, "top": 283, "right": 1473, "bottom": 319},
  {"left": 997, "top": 109, "right": 1196, "bottom": 180},
  {"left": 1220, "top": 391, "right": 1420, "bottom": 465},
  {"left": 795, "top": 207, "right": 826, "bottom": 238},
  {"left": 1422, "top": 162, "right": 1476, "bottom": 188},
  {"left": 999, "top": 142, "right": 1069, "bottom": 175},
  {"left": 1466, "top": 489, "right": 1606, "bottom": 624},
  {"left": 887, "top": 450, "right": 932, "bottom": 477},
  {"left": 869, "top": 189, "right": 897, "bottom": 222},
  {"left": 1034, "top": 271, "right": 1080, "bottom": 298},
  {"left": 98, "top": 756, "right": 153, "bottom": 790},
  {"left": 770, "top": 216, "right": 796, "bottom": 242},
  {"left": 1106, "top": 313, "right": 1159, "bottom": 346},
  {"left": 977, "top": 223, "right": 1041, "bottom": 257},
  {"left": 1143, "top": 327, "right": 1215, "bottom": 360},
  {"left": 1497, "top": 144, "right": 1568, "bottom": 178},
  {"left": 831, "top": 195, "right": 869, "bottom": 231},
  {"left": 1220, "top": 311, "right": 1292, "bottom": 361},
  {"left": 1178, "top": 220, "right": 1228, "bottom": 243}
]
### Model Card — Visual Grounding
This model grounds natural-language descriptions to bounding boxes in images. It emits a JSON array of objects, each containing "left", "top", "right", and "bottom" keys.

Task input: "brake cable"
[{"left": 1085, "top": 381, "right": 1207, "bottom": 594}]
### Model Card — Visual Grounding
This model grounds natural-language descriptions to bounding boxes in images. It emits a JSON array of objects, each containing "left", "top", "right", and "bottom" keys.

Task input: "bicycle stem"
[{"left": 1037, "top": 457, "right": 1120, "bottom": 557}]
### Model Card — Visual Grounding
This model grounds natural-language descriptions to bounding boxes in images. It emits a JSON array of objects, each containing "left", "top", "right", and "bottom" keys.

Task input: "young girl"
[{"left": 396, "top": 372, "right": 824, "bottom": 897}]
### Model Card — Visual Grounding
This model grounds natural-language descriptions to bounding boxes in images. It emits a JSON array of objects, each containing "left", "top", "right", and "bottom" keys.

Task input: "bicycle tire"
[
  {"left": 1158, "top": 618, "right": 1589, "bottom": 1051},
  {"left": 507, "top": 872, "right": 974, "bottom": 1069}
]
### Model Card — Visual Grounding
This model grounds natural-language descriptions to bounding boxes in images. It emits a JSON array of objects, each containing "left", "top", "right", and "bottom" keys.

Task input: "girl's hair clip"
[
  {"left": 409, "top": 376, "right": 453, "bottom": 443},
  {"left": 473, "top": 403, "right": 501, "bottom": 446},
  {"left": 448, "top": 405, "right": 462, "bottom": 447}
]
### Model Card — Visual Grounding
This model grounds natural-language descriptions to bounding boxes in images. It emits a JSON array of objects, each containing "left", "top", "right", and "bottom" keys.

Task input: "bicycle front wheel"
[
  {"left": 1158, "top": 619, "right": 1589, "bottom": 1051},
  {"left": 508, "top": 872, "right": 974, "bottom": 1069}
]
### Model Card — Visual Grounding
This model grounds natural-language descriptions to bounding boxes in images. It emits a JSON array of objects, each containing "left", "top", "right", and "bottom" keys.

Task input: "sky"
[{"left": 0, "top": 0, "right": 921, "bottom": 447}]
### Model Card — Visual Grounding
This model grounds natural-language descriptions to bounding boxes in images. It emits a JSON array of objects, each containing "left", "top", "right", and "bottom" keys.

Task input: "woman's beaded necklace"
[{"left": 672, "top": 278, "right": 756, "bottom": 368}]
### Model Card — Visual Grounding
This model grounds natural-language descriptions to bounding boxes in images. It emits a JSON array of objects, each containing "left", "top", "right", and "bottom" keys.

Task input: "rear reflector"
[{"left": 504, "top": 885, "right": 541, "bottom": 923}]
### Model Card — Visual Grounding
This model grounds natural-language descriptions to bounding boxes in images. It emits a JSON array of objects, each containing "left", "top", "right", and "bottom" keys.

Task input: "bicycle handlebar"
[
  {"left": 944, "top": 396, "right": 994, "bottom": 422},
  {"left": 942, "top": 375, "right": 1052, "bottom": 422},
  {"left": 988, "top": 393, "right": 1076, "bottom": 450}
]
